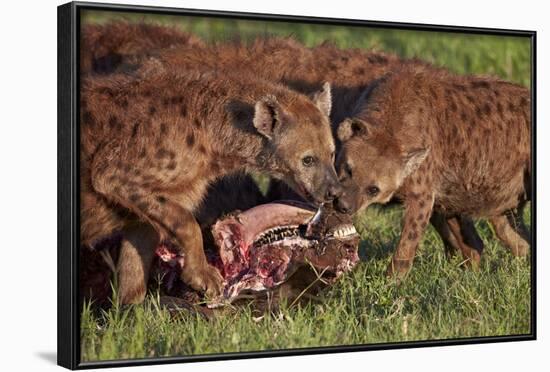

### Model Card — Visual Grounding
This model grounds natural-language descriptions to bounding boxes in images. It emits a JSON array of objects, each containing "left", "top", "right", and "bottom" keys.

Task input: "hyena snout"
[
  {"left": 334, "top": 196, "right": 353, "bottom": 214},
  {"left": 333, "top": 189, "right": 358, "bottom": 215},
  {"left": 321, "top": 170, "right": 343, "bottom": 202},
  {"left": 325, "top": 181, "right": 343, "bottom": 201}
]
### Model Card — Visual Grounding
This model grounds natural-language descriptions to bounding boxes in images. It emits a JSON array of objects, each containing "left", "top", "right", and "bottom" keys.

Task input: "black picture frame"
[{"left": 57, "top": 1, "right": 537, "bottom": 369}]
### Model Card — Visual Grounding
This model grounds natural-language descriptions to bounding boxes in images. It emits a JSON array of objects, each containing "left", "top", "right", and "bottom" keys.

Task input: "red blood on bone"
[{"left": 156, "top": 244, "right": 177, "bottom": 263}]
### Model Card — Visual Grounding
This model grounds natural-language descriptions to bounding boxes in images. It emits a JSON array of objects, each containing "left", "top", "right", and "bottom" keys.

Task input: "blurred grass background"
[{"left": 80, "top": 10, "right": 532, "bottom": 362}]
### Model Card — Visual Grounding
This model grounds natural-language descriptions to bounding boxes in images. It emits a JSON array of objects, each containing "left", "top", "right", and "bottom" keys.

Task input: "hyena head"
[
  {"left": 253, "top": 82, "right": 342, "bottom": 205},
  {"left": 333, "top": 118, "right": 430, "bottom": 214}
]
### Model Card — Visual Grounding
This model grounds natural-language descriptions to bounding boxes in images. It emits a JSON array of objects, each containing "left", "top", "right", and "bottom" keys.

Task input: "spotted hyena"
[
  {"left": 79, "top": 24, "right": 268, "bottom": 304},
  {"left": 80, "top": 69, "right": 340, "bottom": 304},
  {"left": 80, "top": 21, "right": 266, "bottom": 233},
  {"left": 144, "top": 37, "right": 414, "bottom": 124},
  {"left": 334, "top": 65, "right": 531, "bottom": 277},
  {"left": 222, "top": 42, "right": 481, "bottom": 261},
  {"left": 81, "top": 24, "right": 482, "bottom": 270},
  {"left": 80, "top": 21, "right": 204, "bottom": 75}
]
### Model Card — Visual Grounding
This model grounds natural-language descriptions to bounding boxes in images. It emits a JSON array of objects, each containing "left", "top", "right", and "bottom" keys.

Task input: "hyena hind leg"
[
  {"left": 430, "top": 213, "right": 483, "bottom": 267},
  {"left": 80, "top": 189, "right": 127, "bottom": 246},
  {"left": 116, "top": 223, "right": 160, "bottom": 305},
  {"left": 446, "top": 216, "right": 483, "bottom": 267},
  {"left": 430, "top": 212, "right": 460, "bottom": 258},
  {"left": 489, "top": 213, "right": 530, "bottom": 257},
  {"left": 509, "top": 202, "right": 531, "bottom": 245}
]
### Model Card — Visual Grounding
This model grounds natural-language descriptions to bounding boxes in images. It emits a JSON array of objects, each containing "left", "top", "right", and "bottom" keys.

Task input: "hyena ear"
[
  {"left": 337, "top": 118, "right": 368, "bottom": 142},
  {"left": 253, "top": 95, "right": 280, "bottom": 139},
  {"left": 311, "top": 82, "right": 332, "bottom": 117},
  {"left": 402, "top": 147, "right": 430, "bottom": 178}
]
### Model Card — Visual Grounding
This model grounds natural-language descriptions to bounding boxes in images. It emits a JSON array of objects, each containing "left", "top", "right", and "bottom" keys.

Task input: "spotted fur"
[
  {"left": 335, "top": 65, "right": 531, "bottom": 276},
  {"left": 81, "top": 69, "right": 338, "bottom": 302}
]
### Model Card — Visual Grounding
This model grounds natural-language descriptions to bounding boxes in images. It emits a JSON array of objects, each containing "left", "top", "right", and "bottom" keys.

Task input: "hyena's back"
[
  {"left": 362, "top": 66, "right": 531, "bottom": 217},
  {"left": 435, "top": 77, "right": 529, "bottom": 216},
  {"left": 80, "top": 21, "right": 204, "bottom": 75}
]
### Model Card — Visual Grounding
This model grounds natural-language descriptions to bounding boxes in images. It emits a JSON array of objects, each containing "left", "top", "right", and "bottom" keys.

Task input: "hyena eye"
[
  {"left": 302, "top": 156, "right": 316, "bottom": 167},
  {"left": 366, "top": 185, "right": 380, "bottom": 197}
]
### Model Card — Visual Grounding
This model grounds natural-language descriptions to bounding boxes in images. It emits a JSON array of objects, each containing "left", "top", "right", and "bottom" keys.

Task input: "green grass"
[{"left": 80, "top": 12, "right": 532, "bottom": 362}]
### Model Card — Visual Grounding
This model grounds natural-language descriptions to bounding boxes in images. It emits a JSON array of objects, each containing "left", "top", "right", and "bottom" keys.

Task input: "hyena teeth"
[{"left": 330, "top": 225, "right": 358, "bottom": 238}]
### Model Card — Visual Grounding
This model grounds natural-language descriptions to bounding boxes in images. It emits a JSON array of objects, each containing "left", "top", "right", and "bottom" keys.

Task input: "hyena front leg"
[
  {"left": 387, "top": 192, "right": 435, "bottom": 278},
  {"left": 102, "top": 186, "right": 223, "bottom": 296},
  {"left": 117, "top": 222, "right": 160, "bottom": 304},
  {"left": 168, "top": 208, "right": 225, "bottom": 296},
  {"left": 91, "top": 150, "right": 224, "bottom": 297}
]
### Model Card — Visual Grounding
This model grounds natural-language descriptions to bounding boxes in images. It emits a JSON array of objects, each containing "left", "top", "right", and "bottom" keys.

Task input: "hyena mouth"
[{"left": 205, "top": 201, "right": 360, "bottom": 307}]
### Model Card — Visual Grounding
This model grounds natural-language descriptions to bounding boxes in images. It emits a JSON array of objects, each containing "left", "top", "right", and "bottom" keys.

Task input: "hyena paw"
[
  {"left": 182, "top": 263, "right": 224, "bottom": 297},
  {"left": 385, "top": 258, "right": 413, "bottom": 280}
]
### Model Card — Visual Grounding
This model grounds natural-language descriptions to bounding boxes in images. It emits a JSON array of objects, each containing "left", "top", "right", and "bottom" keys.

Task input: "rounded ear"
[
  {"left": 402, "top": 147, "right": 430, "bottom": 178},
  {"left": 311, "top": 82, "right": 332, "bottom": 117},
  {"left": 337, "top": 118, "right": 368, "bottom": 142},
  {"left": 253, "top": 95, "right": 280, "bottom": 139}
]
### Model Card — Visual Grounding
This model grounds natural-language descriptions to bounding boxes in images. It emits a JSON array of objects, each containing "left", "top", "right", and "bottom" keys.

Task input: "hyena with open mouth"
[{"left": 80, "top": 69, "right": 341, "bottom": 304}]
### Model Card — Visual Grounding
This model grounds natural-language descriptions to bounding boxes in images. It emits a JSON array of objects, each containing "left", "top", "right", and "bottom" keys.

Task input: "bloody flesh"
[{"left": 157, "top": 201, "right": 360, "bottom": 307}]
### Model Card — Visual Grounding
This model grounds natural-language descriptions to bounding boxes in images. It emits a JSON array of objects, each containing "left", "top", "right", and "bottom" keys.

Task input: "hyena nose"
[
  {"left": 325, "top": 183, "right": 343, "bottom": 201},
  {"left": 334, "top": 197, "right": 352, "bottom": 214}
]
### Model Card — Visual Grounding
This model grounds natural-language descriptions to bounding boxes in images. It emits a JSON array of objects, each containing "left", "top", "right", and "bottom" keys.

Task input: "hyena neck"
[
  {"left": 203, "top": 76, "right": 300, "bottom": 177},
  {"left": 207, "top": 107, "right": 272, "bottom": 175}
]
